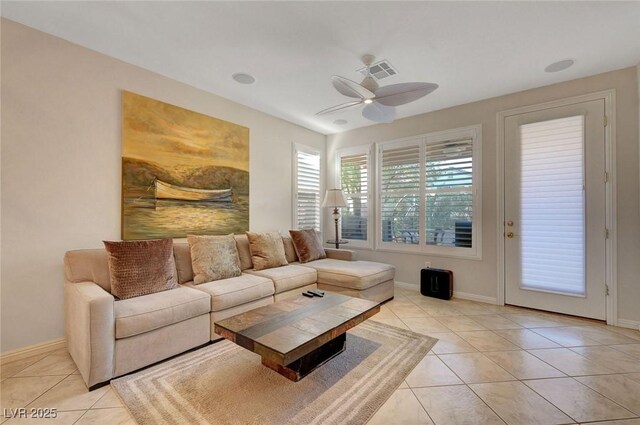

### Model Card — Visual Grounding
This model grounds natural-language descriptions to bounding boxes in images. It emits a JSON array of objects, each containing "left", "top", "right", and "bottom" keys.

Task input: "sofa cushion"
[
  {"left": 301, "top": 259, "right": 395, "bottom": 290},
  {"left": 104, "top": 239, "right": 178, "bottom": 300},
  {"left": 289, "top": 229, "right": 326, "bottom": 263},
  {"left": 246, "top": 264, "right": 317, "bottom": 294},
  {"left": 282, "top": 237, "right": 298, "bottom": 263},
  {"left": 188, "top": 235, "right": 242, "bottom": 284},
  {"left": 185, "top": 273, "right": 274, "bottom": 312},
  {"left": 246, "top": 232, "right": 288, "bottom": 271},
  {"left": 234, "top": 234, "right": 254, "bottom": 270},
  {"left": 114, "top": 286, "right": 210, "bottom": 339},
  {"left": 173, "top": 243, "right": 193, "bottom": 284}
]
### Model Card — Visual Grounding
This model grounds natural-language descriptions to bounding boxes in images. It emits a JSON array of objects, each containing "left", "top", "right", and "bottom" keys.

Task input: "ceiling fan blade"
[
  {"left": 331, "top": 75, "right": 375, "bottom": 99},
  {"left": 362, "top": 103, "right": 396, "bottom": 123},
  {"left": 374, "top": 82, "right": 439, "bottom": 106},
  {"left": 316, "top": 100, "right": 363, "bottom": 116}
]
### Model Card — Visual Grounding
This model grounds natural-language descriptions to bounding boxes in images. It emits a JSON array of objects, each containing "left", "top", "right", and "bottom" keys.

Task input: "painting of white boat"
[
  {"left": 155, "top": 179, "right": 232, "bottom": 202},
  {"left": 121, "top": 91, "right": 249, "bottom": 239}
]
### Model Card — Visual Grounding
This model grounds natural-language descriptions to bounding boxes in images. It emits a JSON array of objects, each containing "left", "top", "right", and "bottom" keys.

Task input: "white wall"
[
  {"left": 0, "top": 19, "right": 325, "bottom": 353},
  {"left": 326, "top": 67, "right": 640, "bottom": 325}
]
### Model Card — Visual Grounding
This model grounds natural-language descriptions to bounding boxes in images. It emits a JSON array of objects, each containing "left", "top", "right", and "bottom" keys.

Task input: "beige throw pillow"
[
  {"left": 246, "top": 231, "right": 288, "bottom": 271},
  {"left": 103, "top": 239, "right": 178, "bottom": 300},
  {"left": 289, "top": 229, "right": 326, "bottom": 263},
  {"left": 187, "top": 234, "right": 242, "bottom": 284},
  {"left": 282, "top": 237, "right": 299, "bottom": 263}
]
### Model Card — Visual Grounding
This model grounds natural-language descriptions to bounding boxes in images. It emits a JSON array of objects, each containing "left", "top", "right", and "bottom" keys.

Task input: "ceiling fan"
[{"left": 316, "top": 54, "right": 439, "bottom": 124}]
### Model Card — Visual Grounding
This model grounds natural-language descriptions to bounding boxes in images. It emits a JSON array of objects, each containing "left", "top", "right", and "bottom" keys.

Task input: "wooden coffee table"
[{"left": 214, "top": 292, "right": 380, "bottom": 381}]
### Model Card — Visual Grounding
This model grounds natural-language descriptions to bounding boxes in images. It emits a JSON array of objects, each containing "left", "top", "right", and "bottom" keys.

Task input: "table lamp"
[{"left": 321, "top": 189, "right": 348, "bottom": 249}]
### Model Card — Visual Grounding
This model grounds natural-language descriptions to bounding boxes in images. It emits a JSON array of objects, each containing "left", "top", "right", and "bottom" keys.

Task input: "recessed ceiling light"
[
  {"left": 333, "top": 119, "right": 348, "bottom": 125},
  {"left": 544, "top": 59, "right": 575, "bottom": 73},
  {"left": 232, "top": 73, "right": 255, "bottom": 84}
]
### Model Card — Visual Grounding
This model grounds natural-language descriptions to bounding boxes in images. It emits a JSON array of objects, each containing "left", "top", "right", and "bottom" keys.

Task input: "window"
[
  {"left": 337, "top": 146, "right": 371, "bottom": 247},
  {"left": 293, "top": 145, "right": 322, "bottom": 231},
  {"left": 376, "top": 125, "right": 482, "bottom": 258},
  {"left": 380, "top": 143, "right": 421, "bottom": 245}
]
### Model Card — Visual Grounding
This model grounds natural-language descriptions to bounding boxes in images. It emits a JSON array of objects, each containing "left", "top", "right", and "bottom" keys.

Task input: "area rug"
[{"left": 112, "top": 321, "right": 437, "bottom": 425}]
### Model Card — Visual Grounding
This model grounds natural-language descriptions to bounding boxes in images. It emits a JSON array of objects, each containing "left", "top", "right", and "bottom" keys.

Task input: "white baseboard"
[
  {"left": 394, "top": 281, "right": 498, "bottom": 305},
  {"left": 1, "top": 338, "right": 66, "bottom": 363},
  {"left": 617, "top": 319, "right": 640, "bottom": 331},
  {"left": 452, "top": 291, "right": 498, "bottom": 305},
  {"left": 394, "top": 281, "right": 419, "bottom": 291}
]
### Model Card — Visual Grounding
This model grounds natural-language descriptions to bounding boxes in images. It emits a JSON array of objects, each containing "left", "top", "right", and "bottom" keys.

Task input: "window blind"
[
  {"left": 295, "top": 150, "right": 321, "bottom": 231},
  {"left": 425, "top": 139, "right": 473, "bottom": 247},
  {"left": 380, "top": 144, "right": 420, "bottom": 244},
  {"left": 340, "top": 152, "right": 368, "bottom": 241},
  {"left": 520, "top": 115, "right": 585, "bottom": 295}
]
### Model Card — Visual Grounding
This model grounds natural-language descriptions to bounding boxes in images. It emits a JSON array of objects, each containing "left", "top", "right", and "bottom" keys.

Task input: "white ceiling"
[{"left": 3, "top": 1, "right": 640, "bottom": 135}]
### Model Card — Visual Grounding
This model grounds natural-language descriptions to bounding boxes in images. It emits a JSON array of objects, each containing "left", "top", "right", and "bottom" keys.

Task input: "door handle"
[
  {"left": 506, "top": 232, "right": 514, "bottom": 238},
  {"left": 506, "top": 220, "right": 514, "bottom": 227}
]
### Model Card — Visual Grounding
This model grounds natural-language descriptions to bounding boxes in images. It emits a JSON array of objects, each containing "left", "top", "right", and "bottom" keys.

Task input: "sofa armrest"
[
  {"left": 64, "top": 281, "right": 115, "bottom": 388},
  {"left": 325, "top": 248, "right": 356, "bottom": 262}
]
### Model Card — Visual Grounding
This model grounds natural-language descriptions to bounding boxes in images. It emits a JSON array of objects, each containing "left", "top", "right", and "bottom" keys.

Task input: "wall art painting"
[{"left": 122, "top": 91, "right": 249, "bottom": 239}]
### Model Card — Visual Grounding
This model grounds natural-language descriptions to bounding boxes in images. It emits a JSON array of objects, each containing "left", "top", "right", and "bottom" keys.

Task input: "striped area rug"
[{"left": 112, "top": 321, "right": 437, "bottom": 425}]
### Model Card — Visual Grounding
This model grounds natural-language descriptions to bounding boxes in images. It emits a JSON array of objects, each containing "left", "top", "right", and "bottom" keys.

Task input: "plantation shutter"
[
  {"left": 380, "top": 143, "right": 421, "bottom": 244},
  {"left": 340, "top": 152, "right": 369, "bottom": 241},
  {"left": 519, "top": 116, "right": 585, "bottom": 294},
  {"left": 425, "top": 138, "right": 474, "bottom": 247},
  {"left": 295, "top": 149, "right": 321, "bottom": 231}
]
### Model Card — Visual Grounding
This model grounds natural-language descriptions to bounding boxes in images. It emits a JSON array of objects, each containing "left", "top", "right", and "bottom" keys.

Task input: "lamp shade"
[{"left": 321, "top": 189, "right": 348, "bottom": 208}]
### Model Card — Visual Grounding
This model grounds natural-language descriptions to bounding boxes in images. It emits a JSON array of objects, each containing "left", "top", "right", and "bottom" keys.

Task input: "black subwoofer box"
[{"left": 420, "top": 268, "right": 453, "bottom": 300}]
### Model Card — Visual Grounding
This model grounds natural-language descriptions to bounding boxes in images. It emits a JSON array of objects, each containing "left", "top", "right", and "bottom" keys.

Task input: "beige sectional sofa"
[{"left": 63, "top": 235, "right": 394, "bottom": 389}]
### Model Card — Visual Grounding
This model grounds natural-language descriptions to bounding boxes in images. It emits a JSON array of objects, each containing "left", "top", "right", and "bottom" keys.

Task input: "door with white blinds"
[
  {"left": 293, "top": 147, "right": 321, "bottom": 231},
  {"left": 504, "top": 100, "right": 606, "bottom": 319}
]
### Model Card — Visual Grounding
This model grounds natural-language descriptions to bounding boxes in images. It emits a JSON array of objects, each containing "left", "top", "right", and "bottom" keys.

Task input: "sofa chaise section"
[{"left": 302, "top": 255, "right": 395, "bottom": 303}]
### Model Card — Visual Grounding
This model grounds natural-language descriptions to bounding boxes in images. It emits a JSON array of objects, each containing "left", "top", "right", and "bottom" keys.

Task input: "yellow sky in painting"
[{"left": 122, "top": 91, "right": 249, "bottom": 172}]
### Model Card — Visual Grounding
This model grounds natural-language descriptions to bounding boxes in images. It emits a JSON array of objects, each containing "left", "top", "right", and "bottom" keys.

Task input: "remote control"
[
  {"left": 309, "top": 290, "right": 324, "bottom": 297},
  {"left": 302, "top": 292, "right": 314, "bottom": 298}
]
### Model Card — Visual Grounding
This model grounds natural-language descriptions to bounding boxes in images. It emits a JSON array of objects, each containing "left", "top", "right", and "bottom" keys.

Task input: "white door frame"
[{"left": 496, "top": 90, "right": 617, "bottom": 325}]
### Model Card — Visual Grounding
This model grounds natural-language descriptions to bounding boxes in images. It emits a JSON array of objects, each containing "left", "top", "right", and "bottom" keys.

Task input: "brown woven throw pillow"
[
  {"left": 288, "top": 229, "right": 326, "bottom": 263},
  {"left": 246, "top": 232, "right": 288, "bottom": 271},
  {"left": 103, "top": 239, "right": 178, "bottom": 300},
  {"left": 187, "top": 234, "right": 242, "bottom": 284}
]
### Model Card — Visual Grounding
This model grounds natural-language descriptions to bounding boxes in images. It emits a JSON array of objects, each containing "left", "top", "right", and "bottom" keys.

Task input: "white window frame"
[
  {"left": 335, "top": 145, "right": 373, "bottom": 249},
  {"left": 292, "top": 143, "right": 323, "bottom": 232},
  {"left": 375, "top": 125, "right": 482, "bottom": 259}
]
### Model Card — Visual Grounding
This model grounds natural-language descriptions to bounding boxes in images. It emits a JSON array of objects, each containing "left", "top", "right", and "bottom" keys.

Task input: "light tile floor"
[
  {"left": 0, "top": 284, "right": 638, "bottom": 425},
  {"left": 368, "top": 286, "right": 640, "bottom": 425}
]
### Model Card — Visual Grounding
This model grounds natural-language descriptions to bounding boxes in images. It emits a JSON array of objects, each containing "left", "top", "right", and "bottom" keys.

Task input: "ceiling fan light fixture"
[
  {"left": 318, "top": 55, "right": 439, "bottom": 124},
  {"left": 360, "top": 75, "right": 379, "bottom": 93}
]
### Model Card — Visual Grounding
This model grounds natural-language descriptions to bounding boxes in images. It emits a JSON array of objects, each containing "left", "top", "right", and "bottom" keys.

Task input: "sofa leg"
[{"left": 88, "top": 380, "right": 111, "bottom": 392}]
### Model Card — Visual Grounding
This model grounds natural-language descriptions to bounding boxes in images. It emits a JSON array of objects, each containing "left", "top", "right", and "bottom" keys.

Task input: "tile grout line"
[
  {"left": 22, "top": 371, "right": 78, "bottom": 411},
  {"left": 570, "top": 375, "right": 640, "bottom": 417},
  {"left": 409, "top": 304, "right": 511, "bottom": 423},
  {"left": 405, "top": 386, "right": 437, "bottom": 425},
  {"left": 405, "top": 294, "right": 513, "bottom": 425},
  {"left": 1, "top": 350, "right": 75, "bottom": 415},
  {"left": 397, "top": 287, "right": 640, "bottom": 424}
]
